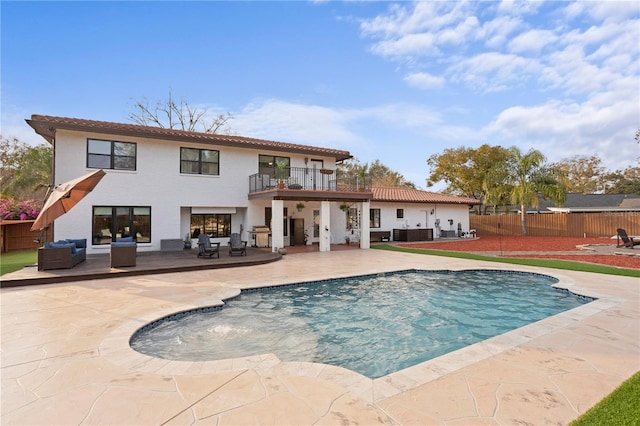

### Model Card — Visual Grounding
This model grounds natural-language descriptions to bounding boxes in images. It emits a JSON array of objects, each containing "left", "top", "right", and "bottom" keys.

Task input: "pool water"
[{"left": 130, "top": 270, "right": 590, "bottom": 378}]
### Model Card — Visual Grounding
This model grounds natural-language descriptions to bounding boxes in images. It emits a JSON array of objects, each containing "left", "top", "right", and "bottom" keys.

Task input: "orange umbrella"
[{"left": 31, "top": 169, "right": 106, "bottom": 231}]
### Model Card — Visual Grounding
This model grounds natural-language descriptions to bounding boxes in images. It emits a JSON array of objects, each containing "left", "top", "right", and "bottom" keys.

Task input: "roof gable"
[{"left": 26, "top": 114, "right": 353, "bottom": 162}]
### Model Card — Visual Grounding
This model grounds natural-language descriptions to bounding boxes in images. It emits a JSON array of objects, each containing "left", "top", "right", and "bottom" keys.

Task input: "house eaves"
[
  {"left": 26, "top": 114, "right": 353, "bottom": 162},
  {"left": 372, "top": 187, "right": 481, "bottom": 205}
]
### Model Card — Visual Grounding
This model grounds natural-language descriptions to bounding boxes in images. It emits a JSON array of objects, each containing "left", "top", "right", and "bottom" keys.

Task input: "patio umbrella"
[{"left": 30, "top": 169, "right": 106, "bottom": 231}]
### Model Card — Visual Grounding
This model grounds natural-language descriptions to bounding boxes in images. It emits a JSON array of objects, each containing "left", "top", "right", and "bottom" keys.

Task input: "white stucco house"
[{"left": 27, "top": 114, "right": 480, "bottom": 254}]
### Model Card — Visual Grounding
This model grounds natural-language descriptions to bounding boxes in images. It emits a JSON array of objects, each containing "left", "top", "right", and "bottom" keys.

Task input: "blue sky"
[{"left": 2, "top": 1, "right": 639, "bottom": 190}]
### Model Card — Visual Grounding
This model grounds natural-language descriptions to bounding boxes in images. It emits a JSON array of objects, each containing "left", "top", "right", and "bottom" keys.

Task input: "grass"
[
  {"left": 0, "top": 250, "right": 37, "bottom": 276},
  {"left": 373, "top": 244, "right": 639, "bottom": 425},
  {"left": 569, "top": 371, "right": 640, "bottom": 426},
  {"left": 372, "top": 245, "right": 640, "bottom": 277}
]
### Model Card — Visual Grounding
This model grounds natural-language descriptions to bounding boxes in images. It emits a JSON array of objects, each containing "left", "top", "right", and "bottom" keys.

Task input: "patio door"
[
  {"left": 309, "top": 159, "right": 323, "bottom": 190},
  {"left": 290, "top": 218, "right": 305, "bottom": 245}
]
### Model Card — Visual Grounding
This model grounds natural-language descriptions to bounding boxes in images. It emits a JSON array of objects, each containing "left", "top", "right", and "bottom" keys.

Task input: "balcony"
[{"left": 249, "top": 167, "right": 372, "bottom": 200}]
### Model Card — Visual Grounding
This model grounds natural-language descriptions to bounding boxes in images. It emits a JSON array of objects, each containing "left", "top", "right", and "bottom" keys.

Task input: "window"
[
  {"left": 396, "top": 208, "right": 404, "bottom": 219},
  {"left": 190, "top": 214, "right": 231, "bottom": 238},
  {"left": 92, "top": 206, "right": 150, "bottom": 245},
  {"left": 370, "top": 209, "right": 381, "bottom": 228},
  {"left": 259, "top": 155, "right": 290, "bottom": 178},
  {"left": 181, "top": 148, "right": 219, "bottom": 175},
  {"left": 87, "top": 139, "right": 136, "bottom": 170}
]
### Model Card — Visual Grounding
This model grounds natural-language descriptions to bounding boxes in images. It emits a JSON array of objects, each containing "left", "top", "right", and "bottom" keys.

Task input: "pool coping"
[{"left": 99, "top": 267, "right": 620, "bottom": 404}]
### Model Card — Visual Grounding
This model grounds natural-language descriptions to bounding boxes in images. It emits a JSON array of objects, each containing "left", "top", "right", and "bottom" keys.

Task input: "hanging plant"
[
  {"left": 339, "top": 203, "right": 351, "bottom": 212},
  {"left": 296, "top": 202, "right": 305, "bottom": 212}
]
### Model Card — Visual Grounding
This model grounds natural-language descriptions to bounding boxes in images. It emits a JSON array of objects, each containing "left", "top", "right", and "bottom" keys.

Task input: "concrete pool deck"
[{"left": 1, "top": 250, "right": 638, "bottom": 425}]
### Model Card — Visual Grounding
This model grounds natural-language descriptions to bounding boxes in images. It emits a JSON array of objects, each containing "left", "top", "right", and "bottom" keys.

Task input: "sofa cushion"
[
  {"left": 65, "top": 239, "right": 87, "bottom": 249},
  {"left": 50, "top": 242, "right": 76, "bottom": 254},
  {"left": 111, "top": 241, "right": 136, "bottom": 247}
]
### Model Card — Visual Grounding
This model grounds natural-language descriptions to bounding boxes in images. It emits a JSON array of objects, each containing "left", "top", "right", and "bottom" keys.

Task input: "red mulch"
[{"left": 402, "top": 235, "right": 640, "bottom": 270}]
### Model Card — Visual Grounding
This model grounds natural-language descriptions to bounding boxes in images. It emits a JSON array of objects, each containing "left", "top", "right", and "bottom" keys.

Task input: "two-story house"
[{"left": 26, "top": 114, "right": 479, "bottom": 255}]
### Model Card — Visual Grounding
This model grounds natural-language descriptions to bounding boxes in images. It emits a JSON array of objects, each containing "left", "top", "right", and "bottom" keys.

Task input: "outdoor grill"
[{"left": 252, "top": 226, "right": 271, "bottom": 248}]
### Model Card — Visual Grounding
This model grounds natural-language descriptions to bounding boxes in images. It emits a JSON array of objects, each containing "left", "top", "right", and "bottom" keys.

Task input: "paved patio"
[{"left": 1, "top": 249, "right": 638, "bottom": 425}]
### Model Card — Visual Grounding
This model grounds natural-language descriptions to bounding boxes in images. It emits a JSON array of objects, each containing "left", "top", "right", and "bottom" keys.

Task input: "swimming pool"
[{"left": 130, "top": 269, "right": 591, "bottom": 378}]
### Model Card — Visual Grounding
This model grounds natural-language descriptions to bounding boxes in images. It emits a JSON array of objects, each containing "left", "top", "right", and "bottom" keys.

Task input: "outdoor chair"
[
  {"left": 111, "top": 237, "right": 136, "bottom": 268},
  {"left": 229, "top": 232, "right": 247, "bottom": 256},
  {"left": 197, "top": 234, "right": 220, "bottom": 258},
  {"left": 616, "top": 228, "right": 640, "bottom": 249}
]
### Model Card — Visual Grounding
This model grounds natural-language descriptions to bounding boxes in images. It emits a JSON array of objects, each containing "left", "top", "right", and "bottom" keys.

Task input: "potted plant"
[
  {"left": 296, "top": 202, "right": 305, "bottom": 212},
  {"left": 275, "top": 160, "right": 288, "bottom": 189},
  {"left": 183, "top": 233, "right": 192, "bottom": 249},
  {"left": 357, "top": 164, "right": 368, "bottom": 191},
  {"left": 345, "top": 235, "right": 351, "bottom": 245}
]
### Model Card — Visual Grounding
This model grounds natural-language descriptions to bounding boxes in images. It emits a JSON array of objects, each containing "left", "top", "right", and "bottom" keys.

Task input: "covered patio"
[{"left": 0, "top": 244, "right": 361, "bottom": 288}]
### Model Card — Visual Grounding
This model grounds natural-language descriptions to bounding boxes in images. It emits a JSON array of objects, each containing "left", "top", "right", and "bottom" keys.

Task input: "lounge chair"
[
  {"left": 229, "top": 232, "right": 247, "bottom": 256},
  {"left": 616, "top": 228, "right": 640, "bottom": 249},
  {"left": 197, "top": 234, "right": 220, "bottom": 258}
]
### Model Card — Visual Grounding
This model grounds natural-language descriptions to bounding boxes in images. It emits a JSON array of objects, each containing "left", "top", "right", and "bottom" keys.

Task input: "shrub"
[{"left": 0, "top": 197, "right": 40, "bottom": 220}]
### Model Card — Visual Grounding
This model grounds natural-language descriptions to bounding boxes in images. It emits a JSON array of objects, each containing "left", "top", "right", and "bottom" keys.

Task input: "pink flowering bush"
[{"left": 0, "top": 197, "right": 40, "bottom": 220}]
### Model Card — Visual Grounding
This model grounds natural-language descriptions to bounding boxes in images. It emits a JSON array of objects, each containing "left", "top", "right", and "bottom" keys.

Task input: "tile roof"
[
  {"left": 372, "top": 187, "right": 481, "bottom": 205},
  {"left": 26, "top": 114, "right": 353, "bottom": 162}
]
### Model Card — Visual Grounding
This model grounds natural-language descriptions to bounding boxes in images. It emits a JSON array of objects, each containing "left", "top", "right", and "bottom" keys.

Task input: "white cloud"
[
  {"left": 508, "top": 29, "right": 557, "bottom": 53},
  {"left": 448, "top": 52, "right": 541, "bottom": 92},
  {"left": 233, "top": 99, "right": 363, "bottom": 150},
  {"left": 484, "top": 88, "right": 640, "bottom": 171},
  {"left": 478, "top": 15, "right": 523, "bottom": 49},
  {"left": 404, "top": 72, "right": 446, "bottom": 89},
  {"left": 370, "top": 32, "right": 438, "bottom": 58}
]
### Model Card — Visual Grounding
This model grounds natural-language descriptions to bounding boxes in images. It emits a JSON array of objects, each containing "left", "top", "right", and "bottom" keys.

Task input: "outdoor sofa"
[{"left": 38, "top": 238, "right": 87, "bottom": 271}]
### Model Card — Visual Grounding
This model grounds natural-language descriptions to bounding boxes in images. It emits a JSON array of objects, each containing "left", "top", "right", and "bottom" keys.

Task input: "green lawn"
[
  {"left": 569, "top": 371, "right": 640, "bottom": 426},
  {"left": 372, "top": 245, "right": 640, "bottom": 277},
  {"left": 0, "top": 250, "right": 37, "bottom": 275}
]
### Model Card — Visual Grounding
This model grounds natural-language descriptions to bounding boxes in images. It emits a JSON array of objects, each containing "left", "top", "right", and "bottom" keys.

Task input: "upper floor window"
[
  {"left": 259, "top": 155, "right": 290, "bottom": 177},
  {"left": 181, "top": 148, "right": 219, "bottom": 175},
  {"left": 396, "top": 208, "right": 404, "bottom": 219},
  {"left": 87, "top": 139, "right": 136, "bottom": 170}
]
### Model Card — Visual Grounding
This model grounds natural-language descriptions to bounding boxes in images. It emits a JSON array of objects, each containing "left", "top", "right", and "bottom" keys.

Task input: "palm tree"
[{"left": 491, "top": 147, "right": 566, "bottom": 235}]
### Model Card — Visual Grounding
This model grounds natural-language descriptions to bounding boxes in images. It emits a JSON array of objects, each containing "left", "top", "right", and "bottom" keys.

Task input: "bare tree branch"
[{"left": 129, "top": 90, "right": 234, "bottom": 134}]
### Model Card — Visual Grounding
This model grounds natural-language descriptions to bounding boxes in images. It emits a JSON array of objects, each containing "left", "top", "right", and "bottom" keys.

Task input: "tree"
[
  {"left": 426, "top": 144, "right": 511, "bottom": 211},
  {"left": 0, "top": 135, "right": 52, "bottom": 202},
  {"left": 603, "top": 165, "right": 640, "bottom": 194},
  {"left": 129, "top": 90, "right": 234, "bottom": 134},
  {"left": 553, "top": 155, "right": 606, "bottom": 193},
  {"left": 337, "top": 158, "right": 416, "bottom": 188},
  {"left": 492, "top": 147, "right": 566, "bottom": 235}
]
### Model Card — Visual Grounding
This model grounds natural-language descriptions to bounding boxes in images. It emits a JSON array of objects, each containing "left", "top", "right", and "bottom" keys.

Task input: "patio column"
[
  {"left": 271, "top": 199, "right": 284, "bottom": 253},
  {"left": 360, "top": 201, "right": 370, "bottom": 249},
  {"left": 319, "top": 200, "right": 331, "bottom": 252}
]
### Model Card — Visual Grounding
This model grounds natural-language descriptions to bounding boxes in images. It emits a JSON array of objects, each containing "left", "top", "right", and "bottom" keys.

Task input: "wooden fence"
[
  {"left": 469, "top": 212, "right": 640, "bottom": 237},
  {"left": 0, "top": 220, "right": 52, "bottom": 253}
]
